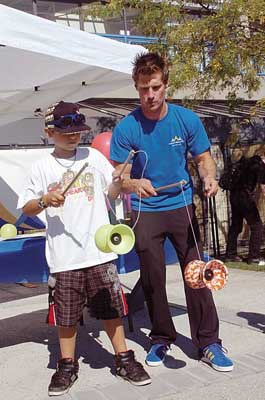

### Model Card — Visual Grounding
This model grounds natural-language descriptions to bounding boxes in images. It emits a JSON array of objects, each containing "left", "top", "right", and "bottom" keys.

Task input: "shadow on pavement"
[
  {"left": 0, "top": 300, "right": 195, "bottom": 375},
  {"left": 237, "top": 311, "right": 265, "bottom": 333},
  {"left": 0, "top": 309, "right": 118, "bottom": 375},
  {"left": 124, "top": 305, "right": 196, "bottom": 368}
]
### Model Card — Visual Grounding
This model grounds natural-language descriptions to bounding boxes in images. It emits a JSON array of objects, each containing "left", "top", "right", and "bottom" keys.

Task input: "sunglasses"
[{"left": 52, "top": 113, "right": 86, "bottom": 129}]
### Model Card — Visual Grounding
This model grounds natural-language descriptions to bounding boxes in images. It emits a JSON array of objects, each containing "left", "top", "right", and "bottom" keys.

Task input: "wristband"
[{"left": 37, "top": 196, "right": 48, "bottom": 209}]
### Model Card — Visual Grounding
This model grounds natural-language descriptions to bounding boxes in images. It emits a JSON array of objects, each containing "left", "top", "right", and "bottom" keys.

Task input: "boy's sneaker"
[
  {"left": 145, "top": 344, "right": 170, "bottom": 366},
  {"left": 48, "top": 358, "right": 79, "bottom": 396},
  {"left": 201, "top": 343, "right": 234, "bottom": 372},
  {"left": 115, "top": 350, "right": 151, "bottom": 386}
]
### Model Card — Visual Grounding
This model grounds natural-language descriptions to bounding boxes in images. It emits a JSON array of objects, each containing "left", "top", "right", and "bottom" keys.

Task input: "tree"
[{"left": 87, "top": 0, "right": 265, "bottom": 102}]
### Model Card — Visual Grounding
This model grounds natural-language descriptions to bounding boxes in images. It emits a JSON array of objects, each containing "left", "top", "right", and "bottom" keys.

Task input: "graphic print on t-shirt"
[{"left": 47, "top": 168, "right": 95, "bottom": 202}]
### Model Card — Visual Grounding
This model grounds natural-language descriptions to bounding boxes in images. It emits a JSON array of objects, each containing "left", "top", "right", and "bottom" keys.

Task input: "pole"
[
  {"left": 32, "top": 0, "right": 38, "bottom": 15},
  {"left": 212, "top": 196, "right": 220, "bottom": 257},
  {"left": 78, "top": 3, "right": 85, "bottom": 31},
  {"left": 209, "top": 197, "right": 217, "bottom": 258},
  {"left": 122, "top": 8, "right": 128, "bottom": 43}
]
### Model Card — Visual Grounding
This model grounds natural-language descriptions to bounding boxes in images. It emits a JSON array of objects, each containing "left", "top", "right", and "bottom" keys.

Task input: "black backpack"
[{"left": 219, "top": 158, "right": 245, "bottom": 191}]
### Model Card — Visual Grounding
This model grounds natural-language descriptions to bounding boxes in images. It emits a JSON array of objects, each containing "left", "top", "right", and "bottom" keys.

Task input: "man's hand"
[
  {"left": 194, "top": 151, "right": 219, "bottom": 197},
  {"left": 134, "top": 178, "right": 157, "bottom": 198},
  {"left": 203, "top": 176, "right": 219, "bottom": 197}
]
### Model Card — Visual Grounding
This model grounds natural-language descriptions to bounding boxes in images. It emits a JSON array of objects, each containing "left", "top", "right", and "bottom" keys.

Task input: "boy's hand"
[
  {"left": 112, "top": 170, "right": 123, "bottom": 186},
  {"left": 43, "top": 191, "right": 65, "bottom": 208},
  {"left": 108, "top": 171, "right": 124, "bottom": 199}
]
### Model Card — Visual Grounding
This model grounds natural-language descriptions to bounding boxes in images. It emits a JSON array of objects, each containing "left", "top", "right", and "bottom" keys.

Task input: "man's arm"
[
  {"left": 112, "top": 162, "right": 157, "bottom": 198},
  {"left": 194, "top": 150, "right": 218, "bottom": 197}
]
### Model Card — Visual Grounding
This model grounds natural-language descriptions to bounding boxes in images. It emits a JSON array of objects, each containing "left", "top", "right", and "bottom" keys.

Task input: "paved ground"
[
  {"left": 0, "top": 282, "right": 48, "bottom": 303},
  {"left": 0, "top": 264, "right": 264, "bottom": 400}
]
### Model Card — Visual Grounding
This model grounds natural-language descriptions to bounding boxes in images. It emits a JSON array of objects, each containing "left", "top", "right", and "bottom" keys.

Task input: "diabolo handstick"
[
  {"left": 62, "top": 162, "right": 89, "bottom": 196},
  {"left": 115, "top": 150, "right": 135, "bottom": 180},
  {"left": 155, "top": 180, "right": 187, "bottom": 192}
]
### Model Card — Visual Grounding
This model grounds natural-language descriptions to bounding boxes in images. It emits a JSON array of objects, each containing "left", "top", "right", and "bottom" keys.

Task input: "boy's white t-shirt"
[{"left": 17, "top": 147, "right": 118, "bottom": 273}]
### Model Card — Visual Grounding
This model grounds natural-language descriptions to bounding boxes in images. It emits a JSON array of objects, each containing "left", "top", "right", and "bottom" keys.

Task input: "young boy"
[{"left": 18, "top": 101, "right": 151, "bottom": 396}]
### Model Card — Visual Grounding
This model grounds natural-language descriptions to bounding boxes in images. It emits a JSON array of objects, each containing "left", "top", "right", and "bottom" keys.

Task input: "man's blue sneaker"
[
  {"left": 145, "top": 344, "right": 170, "bottom": 367},
  {"left": 201, "top": 343, "right": 234, "bottom": 372}
]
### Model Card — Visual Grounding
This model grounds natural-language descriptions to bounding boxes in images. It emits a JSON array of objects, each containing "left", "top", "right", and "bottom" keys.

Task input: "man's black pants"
[{"left": 131, "top": 204, "right": 220, "bottom": 350}]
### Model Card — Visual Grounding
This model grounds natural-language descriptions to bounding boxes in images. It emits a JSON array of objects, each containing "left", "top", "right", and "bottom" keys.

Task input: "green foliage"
[
  {"left": 226, "top": 261, "right": 265, "bottom": 271},
  {"left": 87, "top": 0, "right": 265, "bottom": 100}
]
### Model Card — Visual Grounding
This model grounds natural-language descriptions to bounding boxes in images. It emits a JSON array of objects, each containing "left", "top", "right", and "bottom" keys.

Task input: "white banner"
[{"left": 0, "top": 148, "right": 52, "bottom": 229}]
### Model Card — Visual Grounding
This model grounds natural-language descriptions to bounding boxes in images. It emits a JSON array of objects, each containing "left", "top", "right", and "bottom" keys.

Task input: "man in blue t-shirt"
[{"left": 110, "top": 52, "right": 233, "bottom": 372}]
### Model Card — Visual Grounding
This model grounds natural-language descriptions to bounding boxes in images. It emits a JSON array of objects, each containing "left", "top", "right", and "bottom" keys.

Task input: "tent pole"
[
  {"left": 122, "top": 8, "right": 128, "bottom": 43},
  {"left": 79, "top": 3, "right": 85, "bottom": 31},
  {"left": 32, "top": 0, "right": 38, "bottom": 16}
]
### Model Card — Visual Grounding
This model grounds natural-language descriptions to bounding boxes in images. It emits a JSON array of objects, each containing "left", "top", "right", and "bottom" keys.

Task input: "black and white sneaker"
[
  {"left": 115, "top": 350, "right": 151, "bottom": 386},
  {"left": 48, "top": 358, "right": 78, "bottom": 396},
  {"left": 247, "top": 258, "right": 265, "bottom": 266}
]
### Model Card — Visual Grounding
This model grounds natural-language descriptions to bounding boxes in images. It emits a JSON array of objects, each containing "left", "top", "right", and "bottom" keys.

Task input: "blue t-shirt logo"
[{"left": 169, "top": 136, "right": 185, "bottom": 147}]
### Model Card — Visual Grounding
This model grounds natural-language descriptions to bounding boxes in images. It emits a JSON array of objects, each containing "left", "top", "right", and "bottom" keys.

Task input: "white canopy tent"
[{"left": 0, "top": 4, "right": 144, "bottom": 128}]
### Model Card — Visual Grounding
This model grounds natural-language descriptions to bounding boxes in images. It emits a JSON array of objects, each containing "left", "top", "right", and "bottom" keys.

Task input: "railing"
[{"left": 94, "top": 33, "right": 159, "bottom": 45}]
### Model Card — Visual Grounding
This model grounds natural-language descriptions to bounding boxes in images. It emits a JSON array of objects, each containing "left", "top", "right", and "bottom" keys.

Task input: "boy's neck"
[{"left": 53, "top": 148, "right": 77, "bottom": 159}]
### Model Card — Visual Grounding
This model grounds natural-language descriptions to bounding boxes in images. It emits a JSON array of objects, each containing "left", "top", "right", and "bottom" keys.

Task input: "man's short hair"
[{"left": 132, "top": 52, "right": 169, "bottom": 84}]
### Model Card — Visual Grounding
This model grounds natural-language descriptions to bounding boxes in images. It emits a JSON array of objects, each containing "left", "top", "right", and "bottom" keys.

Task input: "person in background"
[
  {"left": 110, "top": 52, "right": 234, "bottom": 372},
  {"left": 259, "top": 155, "right": 265, "bottom": 263},
  {"left": 225, "top": 154, "right": 265, "bottom": 265},
  {"left": 18, "top": 101, "right": 151, "bottom": 397}
]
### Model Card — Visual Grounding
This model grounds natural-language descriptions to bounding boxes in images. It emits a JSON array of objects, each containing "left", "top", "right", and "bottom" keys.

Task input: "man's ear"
[{"left": 45, "top": 127, "right": 53, "bottom": 138}]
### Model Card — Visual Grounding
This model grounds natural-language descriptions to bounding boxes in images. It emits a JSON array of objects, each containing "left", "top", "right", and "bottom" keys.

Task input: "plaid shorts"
[{"left": 54, "top": 262, "right": 128, "bottom": 327}]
